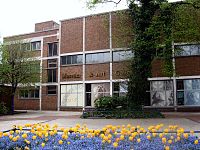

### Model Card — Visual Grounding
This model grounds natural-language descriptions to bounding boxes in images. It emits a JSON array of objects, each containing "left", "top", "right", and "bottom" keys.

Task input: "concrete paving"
[{"left": 0, "top": 111, "right": 200, "bottom": 133}]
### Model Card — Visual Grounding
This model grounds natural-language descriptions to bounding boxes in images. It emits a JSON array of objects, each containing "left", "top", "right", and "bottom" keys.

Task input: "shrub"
[
  {"left": 94, "top": 96, "right": 128, "bottom": 110},
  {"left": 0, "top": 102, "right": 8, "bottom": 114}
]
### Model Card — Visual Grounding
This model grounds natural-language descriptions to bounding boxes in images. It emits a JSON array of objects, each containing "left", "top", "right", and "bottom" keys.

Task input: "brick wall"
[
  {"left": 85, "top": 14, "right": 109, "bottom": 51},
  {"left": 85, "top": 63, "right": 110, "bottom": 80},
  {"left": 111, "top": 11, "right": 133, "bottom": 48},
  {"left": 4, "top": 29, "right": 58, "bottom": 41},
  {"left": 151, "top": 58, "right": 165, "bottom": 77},
  {"left": 35, "top": 21, "right": 59, "bottom": 32},
  {"left": 175, "top": 56, "right": 200, "bottom": 76},
  {"left": 112, "top": 61, "right": 130, "bottom": 79},
  {"left": 41, "top": 86, "right": 57, "bottom": 110},
  {"left": 60, "top": 18, "right": 83, "bottom": 53}
]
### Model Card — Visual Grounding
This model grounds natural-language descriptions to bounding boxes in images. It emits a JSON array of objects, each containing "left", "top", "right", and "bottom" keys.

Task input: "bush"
[
  {"left": 0, "top": 102, "right": 8, "bottom": 114},
  {"left": 94, "top": 96, "right": 128, "bottom": 110}
]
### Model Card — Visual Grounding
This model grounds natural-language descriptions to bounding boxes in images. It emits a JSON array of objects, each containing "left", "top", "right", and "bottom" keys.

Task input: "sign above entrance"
[
  {"left": 89, "top": 72, "right": 105, "bottom": 78},
  {"left": 62, "top": 73, "right": 81, "bottom": 79}
]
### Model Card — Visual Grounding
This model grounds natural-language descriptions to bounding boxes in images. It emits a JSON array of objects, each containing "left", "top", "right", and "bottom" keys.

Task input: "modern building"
[{"left": 4, "top": 10, "right": 200, "bottom": 111}]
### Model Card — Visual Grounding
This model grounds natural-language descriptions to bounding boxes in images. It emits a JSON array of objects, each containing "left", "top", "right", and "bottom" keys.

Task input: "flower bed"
[{"left": 0, "top": 124, "right": 199, "bottom": 150}]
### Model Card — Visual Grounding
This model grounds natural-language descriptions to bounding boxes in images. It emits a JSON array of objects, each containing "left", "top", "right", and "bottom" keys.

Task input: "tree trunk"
[{"left": 11, "top": 93, "right": 15, "bottom": 114}]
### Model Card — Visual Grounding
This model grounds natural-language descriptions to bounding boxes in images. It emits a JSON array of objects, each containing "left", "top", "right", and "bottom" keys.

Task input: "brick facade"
[{"left": 5, "top": 9, "right": 200, "bottom": 111}]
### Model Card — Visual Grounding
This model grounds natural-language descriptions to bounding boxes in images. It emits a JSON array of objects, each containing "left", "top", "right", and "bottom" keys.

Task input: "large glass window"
[
  {"left": 175, "top": 44, "right": 200, "bottom": 56},
  {"left": 86, "top": 83, "right": 110, "bottom": 107},
  {"left": 61, "top": 84, "right": 83, "bottom": 107},
  {"left": 48, "top": 43, "right": 58, "bottom": 56},
  {"left": 86, "top": 52, "right": 110, "bottom": 64},
  {"left": 61, "top": 55, "right": 83, "bottom": 65},
  {"left": 177, "top": 79, "right": 200, "bottom": 106},
  {"left": 113, "top": 50, "right": 133, "bottom": 62},
  {"left": 113, "top": 82, "right": 128, "bottom": 97},
  {"left": 31, "top": 41, "right": 41, "bottom": 50},
  {"left": 150, "top": 80, "right": 174, "bottom": 107},
  {"left": 19, "top": 87, "right": 40, "bottom": 99}
]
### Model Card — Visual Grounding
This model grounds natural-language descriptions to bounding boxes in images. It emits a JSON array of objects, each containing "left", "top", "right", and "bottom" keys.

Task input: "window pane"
[
  {"left": 177, "top": 80, "right": 184, "bottom": 90},
  {"left": 98, "top": 53, "right": 104, "bottom": 62},
  {"left": 48, "top": 70, "right": 52, "bottom": 82},
  {"left": 77, "top": 55, "right": 82, "bottom": 64},
  {"left": 92, "top": 53, "right": 98, "bottom": 63},
  {"left": 35, "top": 89, "right": 39, "bottom": 98},
  {"left": 86, "top": 54, "right": 92, "bottom": 63},
  {"left": 48, "top": 43, "right": 53, "bottom": 56},
  {"left": 53, "top": 43, "right": 58, "bottom": 56},
  {"left": 113, "top": 51, "right": 120, "bottom": 61},
  {"left": 104, "top": 52, "right": 110, "bottom": 62},
  {"left": 72, "top": 55, "right": 77, "bottom": 64},
  {"left": 53, "top": 69, "right": 56, "bottom": 82},
  {"left": 67, "top": 56, "right": 72, "bottom": 64},
  {"left": 61, "top": 56, "right": 66, "bottom": 65},
  {"left": 192, "top": 79, "right": 200, "bottom": 89}
]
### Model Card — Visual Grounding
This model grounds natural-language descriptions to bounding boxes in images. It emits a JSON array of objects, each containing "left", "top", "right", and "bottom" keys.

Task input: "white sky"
[
  {"left": 0, "top": 0, "right": 178, "bottom": 42},
  {"left": 0, "top": 0, "right": 128, "bottom": 41}
]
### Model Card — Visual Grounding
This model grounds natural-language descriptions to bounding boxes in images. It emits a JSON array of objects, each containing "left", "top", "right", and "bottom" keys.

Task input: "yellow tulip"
[
  {"left": 41, "top": 143, "right": 45, "bottom": 147},
  {"left": 137, "top": 138, "right": 141, "bottom": 143},
  {"left": 113, "top": 142, "right": 118, "bottom": 148},
  {"left": 59, "top": 140, "right": 63, "bottom": 145},
  {"left": 194, "top": 140, "right": 199, "bottom": 145}
]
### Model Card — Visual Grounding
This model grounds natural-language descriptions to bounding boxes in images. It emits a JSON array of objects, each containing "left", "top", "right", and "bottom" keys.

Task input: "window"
[
  {"left": 150, "top": 80, "right": 174, "bottom": 107},
  {"left": 31, "top": 41, "right": 41, "bottom": 50},
  {"left": 47, "top": 86, "right": 57, "bottom": 95},
  {"left": 177, "top": 79, "right": 200, "bottom": 106},
  {"left": 48, "top": 59, "right": 57, "bottom": 68},
  {"left": 19, "top": 87, "right": 40, "bottom": 99},
  {"left": 61, "top": 55, "right": 83, "bottom": 65},
  {"left": 61, "top": 84, "right": 83, "bottom": 107},
  {"left": 86, "top": 52, "right": 110, "bottom": 64},
  {"left": 175, "top": 44, "right": 200, "bottom": 56},
  {"left": 48, "top": 43, "right": 58, "bottom": 56},
  {"left": 113, "top": 82, "right": 128, "bottom": 97},
  {"left": 113, "top": 50, "right": 133, "bottom": 62},
  {"left": 86, "top": 83, "right": 110, "bottom": 106},
  {"left": 48, "top": 69, "right": 56, "bottom": 82}
]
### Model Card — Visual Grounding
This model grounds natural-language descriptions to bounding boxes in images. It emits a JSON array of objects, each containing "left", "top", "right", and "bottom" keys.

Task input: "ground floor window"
[
  {"left": 177, "top": 79, "right": 200, "bottom": 106},
  {"left": 86, "top": 83, "right": 110, "bottom": 107},
  {"left": 19, "top": 87, "right": 40, "bottom": 99},
  {"left": 61, "top": 84, "right": 83, "bottom": 107},
  {"left": 150, "top": 80, "right": 174, "bottom": 107},
  {"left": 113, "top": 82, "right": 128, "bottom": 97}
]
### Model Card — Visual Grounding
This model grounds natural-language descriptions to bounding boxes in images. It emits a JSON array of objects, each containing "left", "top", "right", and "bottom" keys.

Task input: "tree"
[
  {"left": 87, "top": 0, "right": 200, "bottom": 110},
  {"left": 0, "top": 40, "right": 40, "bottom": 113}
]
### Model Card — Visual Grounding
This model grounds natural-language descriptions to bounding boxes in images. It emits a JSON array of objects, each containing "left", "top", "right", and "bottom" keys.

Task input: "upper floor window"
[
  {"left": 113, "top": 50, "right": 133, "bottom": 62},
  {"left": 175, "top": 44, "right": 200, "bottom": 56},
  {"left": 31, "top": 41, "right": 41, "bottom": 50},
  {"left": 86, "top": 52, "right": 110, "bottom": 64},
  {"left": 48, "top": 59, "right": 57, "bottom": 68},
  {"left": 48, "top": 42, "right": 58, "bottom": 56},
  {"left": 61, "top": 55, "right": 83, "bottom": 65}
]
